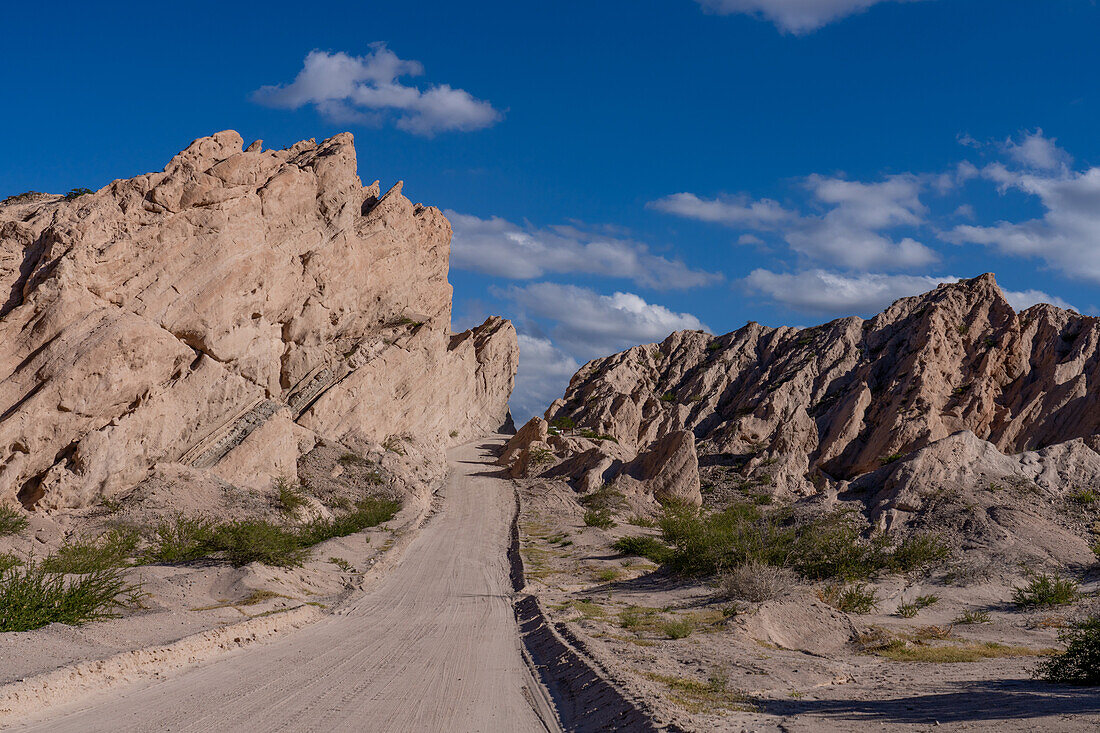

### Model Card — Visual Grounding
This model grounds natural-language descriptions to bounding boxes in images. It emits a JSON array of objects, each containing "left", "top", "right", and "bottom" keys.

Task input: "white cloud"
[
  {"left": 1001, "top": 288, "right": 1076, "bottom": 312},
  {"left": 502, "top": 283, "right": 707, "bottom": 359},
  {"left": 447, "top": 211, "right": 721, "bottom": 290},
  {"left": 648, "top": 193, "right": 795, "bottom": 228},
  {"left": 510, "top": 335, "right": 580, "bottom": 422},
  {"left": 695, "top": 0, "right": 929, "bottom": 34},
  {"left": 949, "top": 164, "right": 1100, "bottom": 283},
  {"left": 1002, "top": 129, "right": 1072, "bottom": 171},
  {"left": 252, "top": 46, "right": 501, "bottom": 136},
  {"left": 652, "top": 173, "right": 938, "bottom": 270},
  {"left": 742, "top": 269, "right": 960, "bottom": 314}
]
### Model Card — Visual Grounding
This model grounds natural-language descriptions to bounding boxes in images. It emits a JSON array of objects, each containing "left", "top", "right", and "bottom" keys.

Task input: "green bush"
[
  {"left": 528, "top": 447, "right": 556, "bottom": 466},
  {"left": 142, "top": 498, "right": 400, "bottom": 568},
  {"left": 954, "top": 609, "right": 992, "bottom": 625},
  {"left": 1068, "top": 489, "right": 1098, "bottom": 506},
  {"left": 888, "top": 534, "right": 952, "bottom": 572},
  {"left": 818, "top": 583, "right": 877, "bottom": 614},
  {"left": 661, "top": 619, "right": 694, "bottom": 639},
  {"left": 1036, "top": 615, "right": 1100, "bottom": 685},
  {"left": 297, "top": 498, "right": 400, "bottom": 546},
  {"left": 0, "top": 563, "right": 135, "bottom": 632},
  {"left": 579, "top": 484, "right": 626, "bottom": 512},
  {"left": 612, "top": 535, "right": 671, "bottom": 564},
  {"left": 0, "top": 553, "right": 23, "bottom": 572},
  {"left": 659, "top": 392, "right": 676, "bottom": 402},
  {"left": 0, "top": 505, "right": 28, "bottom": 536},
  {"left": 42, "top": 529, "right": 139, "bottom": 574},
  {"left": 211, "top": 520, "right": 306, "bottom": 567},
  {"left": 655, "top": 502, "right": 948, "bottom": 581},
  {"left": 551, "top": 416, "right": 575, "bottom": 432},
  {"left": 274, "top": 478, "right": 309, "bottom": 514},
  {"left": 1013, "top": 573, "right": 1079, "bottom": 608},
  {"left": 578, "top": 429, "right": 618, "bottom": 443},
  {"left": 583, "top": 509, "right": 615, "bottom": 529},
  {"left": 896, "top": 594, "right": 938, "bottom": 618},
  {"left": 64, "top": 187, "right": 94, "bottom": 200},
  {"left": 141, "top": 515, "right": 217, "bottom": 564}
]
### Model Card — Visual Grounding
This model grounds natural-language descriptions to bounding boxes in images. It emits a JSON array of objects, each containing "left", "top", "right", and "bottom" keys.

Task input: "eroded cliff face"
[
  {"left": 502, "top": 275, "right": 1100, "bottom": 542},
  {"left": 0, "top": 131, "right": 517, "bottom": 511}
]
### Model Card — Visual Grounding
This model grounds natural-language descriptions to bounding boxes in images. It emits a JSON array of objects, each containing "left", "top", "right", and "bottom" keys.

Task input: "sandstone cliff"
[
  {"left": 504, "top": 275, "right": 1100, "bottom": 552},
  {"left": 0, "top": 131, "right": 517, "bottom": 511}
]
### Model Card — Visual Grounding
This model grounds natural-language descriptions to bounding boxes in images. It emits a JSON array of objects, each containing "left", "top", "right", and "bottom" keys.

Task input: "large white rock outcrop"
[{"left": 0, "top": 131, "right": 517, "bottom": 510}]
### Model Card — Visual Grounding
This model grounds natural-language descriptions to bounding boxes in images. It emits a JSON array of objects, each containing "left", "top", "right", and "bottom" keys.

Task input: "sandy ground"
[
  {"left": 516, "top": 478, "right": 1100, "bottom": 732},
  {"left": 8, "top": 438, "right": 556, "bottom": 733}
]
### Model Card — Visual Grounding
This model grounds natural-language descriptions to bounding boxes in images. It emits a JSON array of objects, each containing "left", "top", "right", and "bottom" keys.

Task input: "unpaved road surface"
[{"left": 15, "top": 439, "right": 555, "bottom": 733}]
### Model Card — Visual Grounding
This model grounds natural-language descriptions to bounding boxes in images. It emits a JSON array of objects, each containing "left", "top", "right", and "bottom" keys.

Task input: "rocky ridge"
[
  {"left": 0, "top": 131, "right": 517, "bottom": 512},
  {"left": 502, "top": 274, "right": 1100, "bottom": 562}
]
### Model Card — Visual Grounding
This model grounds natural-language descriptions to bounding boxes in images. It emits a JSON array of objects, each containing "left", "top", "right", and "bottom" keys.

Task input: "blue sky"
[{"left": 4, "top": 0, "right": 1099, "bottom": 419}]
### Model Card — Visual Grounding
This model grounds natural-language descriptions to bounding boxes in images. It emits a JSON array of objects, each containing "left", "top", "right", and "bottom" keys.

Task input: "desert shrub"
[
  {"left": 0, "top": 505, "right": 28, "bottom": 537},
  {"left": 449, "top": 429, "right": 459, "bottom": 438},
  {"left": 880, "top": 641, "right": 1043, "bottom": 663},
  {"left": 954, "top": 609, "right": 992, "bottom": 625},
  {"left": 382, "top": 436, "right": 406, "bottom": 455},
  {"left": 661, "top": 618, "right": 694, "bottom": 639},
  {"left": 627, "top": 515, "right": 657, "bottom": 528},
  {"left": 1036, "top": 615, "right": 1100, "bottom": 685},
  {"left": 0, "top": 562, "right": 135, "bottom": 632},
  {"left": 42, "top": 529, "right": 139, "bottom": 574},
  {"left": 655, "top": 501, "right": 948, "bottom": 582},
  {"left": 141, "top": 515, "right": 217, "bottom": 564},
  {"left": 619, "top": 605, "right": 660, "bottom": 630},
  {"left": 880, "top": 454, "right": 904, "bottom": 465},
  {"left": 0, "top": 553, "right": 23, "bottom": 572},
  {"left": 1013, "top": 573, "right": 1079, "bottom": 608},
  {"left": 551, "top": 416, "right": 575, "bottom": 432},
  {"left": 528, "top": 447, "right": 556, "bottom": 467},
  {"left": 578, "top": 428, "right": 618, "bottom": 443},
  {"left": 329, "top": 557, "right": 356, "bottom": 573},
  {"left": 64, "top": 187, "right": 94, "bottom": 200},
  {"left": 274, "top": 478, "right": 309, "bottom": 514},
  {"left": 338, "top": 452, "right": 371, "bottom": 466},
  {"left": 141, "top": 498, "right": 399, "bottom": 568},
  {"left": 659, "top": 392, "right": 676, "bottom": 402},
  {"left": 583, "top": 509, "right": 615, "bottom": 529},
  {"left": 817, "top": 583, "right": 877, "bottom": 614},
  {"left": 579, "top": 483, "right": 627, "bottom": 512},
  {"left": 896, "top": 594, "right": 939, "bottom": 618},
  {"left": 212, "top": 520, "right": 306, "bottom": 567},
  {"left": 612, "top": 535, "right": 671, "bottom": 563},
  {"left": 1067, "top": 489, "right": 1098, "bottom": 506},
  {"left": 717, "top": 561, "right": 795, "bottom": 602},
  {"left": 297, "top": 498, "right": 400, "bottom": 546},
  {"left": 889, "top": 534, "right": 951, "bottom": 572}
]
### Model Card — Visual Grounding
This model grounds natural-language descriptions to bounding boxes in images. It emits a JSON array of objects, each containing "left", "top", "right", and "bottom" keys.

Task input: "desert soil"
[
  {"left": 517, "top": 478, "right": 1100, "bottom": 732},
  {"left": 8, "top": 438, "right": 556, "bottom": 733}
]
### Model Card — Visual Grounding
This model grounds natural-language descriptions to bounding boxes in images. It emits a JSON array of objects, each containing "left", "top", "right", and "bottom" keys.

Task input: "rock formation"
[
  {"left": 0, "top": 131, "right": 517, "bottom": 511},
  {"left": 510, "top": 275, "right": 1100, "bottom": 549}
]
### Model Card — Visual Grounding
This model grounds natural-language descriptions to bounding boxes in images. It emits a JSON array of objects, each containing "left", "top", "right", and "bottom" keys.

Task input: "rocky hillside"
[
  {"left": 502, "top": 275, "right": 1100, "bottom": 563},
  {"left": 0, "top": 131, "right": 517, "bottom": 512}
]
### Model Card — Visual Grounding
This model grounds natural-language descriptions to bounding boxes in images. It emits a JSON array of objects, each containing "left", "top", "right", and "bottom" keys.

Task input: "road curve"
[{"left": 16, "top": 438, "right": 555, "bottom": 733}]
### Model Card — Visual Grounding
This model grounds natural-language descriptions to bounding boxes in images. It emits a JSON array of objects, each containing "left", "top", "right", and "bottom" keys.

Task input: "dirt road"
[{"left": 15, "top": 439, "right": 557, "bottom": 733}]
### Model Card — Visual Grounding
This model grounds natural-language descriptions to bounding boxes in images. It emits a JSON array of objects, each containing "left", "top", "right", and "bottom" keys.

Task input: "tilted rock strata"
[
  {"left": 544, "top": 274, "right": 1099, "bottom": 500},
  {"left": 522, "top": 274, "right": 1100, "bottom": 555},
  {"left": 0, "top": 131, "right": 517, "bottom": 510}
]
